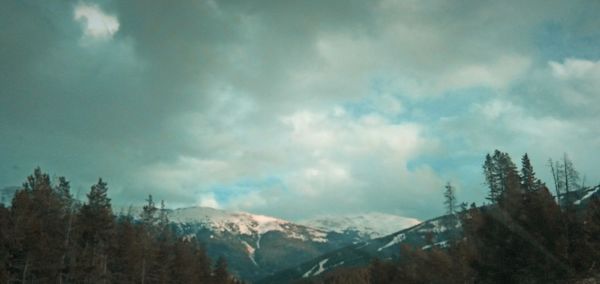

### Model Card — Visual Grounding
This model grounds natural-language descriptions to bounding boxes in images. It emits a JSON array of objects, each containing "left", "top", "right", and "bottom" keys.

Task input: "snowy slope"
[
  {"left": 300, "top": 212, "right": 420, "bottom": 239},
  {"left": 169, "top": 206, "right": 328, "bottom": 242},
  {"left": 118, "top": 206, "right": 422, "bottom": 282},
  {"left": 573, "top": 185, "right": 600, "bottom": 205},
  {"left": 259, "top": 215, "right": 459, "bottom": 284},
  {"left": 163, "top": 207, "right": 363, "bottom": 281}
]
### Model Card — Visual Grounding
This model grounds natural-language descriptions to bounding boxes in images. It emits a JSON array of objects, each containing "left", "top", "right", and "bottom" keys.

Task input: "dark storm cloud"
[{"left": 1, "top": 0, "right": 599, "bottom": 220}]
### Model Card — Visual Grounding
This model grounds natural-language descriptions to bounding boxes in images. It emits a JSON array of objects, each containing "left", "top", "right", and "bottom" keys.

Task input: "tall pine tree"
[{"left": 443, "top": 182, "right": 457, "bottom": 215}]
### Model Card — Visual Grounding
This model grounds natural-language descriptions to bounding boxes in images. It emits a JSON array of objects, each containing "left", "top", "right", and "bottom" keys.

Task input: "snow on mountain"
[
  {"left": 259, "top": 215, "right": 459, "bottom": 284},
  {"left": 300, "top": 212, "right": 421, "bottom": 239},
  {"left": 302, "top": 258, "right": 329, "bottom": 278},
  {"left": 163, "top": 206, "right": 362, "bottom": 281},
  {"left": 573, "top": 185, "right": 600, "bottom": 205},
  {"left": 377, "top": 233, "right": 406, "bottom": 251},
  {"left": 169, "top": 206, "right": 328, "bottom": 242}
]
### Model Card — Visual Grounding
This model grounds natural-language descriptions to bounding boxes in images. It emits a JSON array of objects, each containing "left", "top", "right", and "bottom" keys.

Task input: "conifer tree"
[
  {"left": 75, "top": 178, "right": 114, "bottom": 283},
  {"left": 443, "top": 182, "right": 457, "bottom": 215},
  {"left": 584, "top": 196, "right": 600, "bottom": 267},
  {"left": 483, "top": 153, "right": 500, "bottom": 202},
  {"left": 520, "top": 153, "right": 537, "bottom": 193},
  {"left": 140, "top": 194, "right": 158, "bottom": 227},
  {"left": 1, "top": 170, "right": 232, "bottom": 283},
  {"left": 0, "top": 204, "right": 10, "bottom": 283},
  {"left": 483, "top": 150, "right": 519, "bottom": 204},
  {"left": 213, "top": 256, "right": 231, "bottom": 284}
]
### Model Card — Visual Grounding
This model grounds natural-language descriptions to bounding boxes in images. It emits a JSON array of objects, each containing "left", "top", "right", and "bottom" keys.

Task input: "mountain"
[
  {"left": 300, "top": 213, "right": 420, "bottom": 240},
  {"left": 260, "top": 185, "right": 600, "bottom": 283},
  {"left": 258, "top": 214, "right": 460, "bottom": 283},
  {"left": 164, "top": 207, "right": 377, "bottom": 282}
]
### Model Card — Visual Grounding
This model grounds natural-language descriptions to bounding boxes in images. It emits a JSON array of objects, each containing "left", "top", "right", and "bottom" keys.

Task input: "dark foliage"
[
  {"left": 309, "top": 151, "right": 600, "bottom": 283},
  {"left": 0, "top": 167, "right": 239, "bottom": 283}
]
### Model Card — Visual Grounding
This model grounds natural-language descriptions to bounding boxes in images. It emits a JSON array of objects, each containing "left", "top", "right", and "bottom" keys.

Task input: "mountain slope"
[
  {"left": 165, "top": 207, "right": 372, "bottom": 282},
  {"left": 258, "top": 215, "right": 461, "bottom": 283},
  {"left": 260, "top": 185, "right": 600, "bottom": 283},
  {"left": 300, "top": 213, "right": 420, "bottom": 240}
]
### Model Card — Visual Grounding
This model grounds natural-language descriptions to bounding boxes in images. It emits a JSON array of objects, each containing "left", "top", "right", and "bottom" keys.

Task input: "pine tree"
[
  {"left": 443, "top": 182, "right": 457, "bottom": 215},
  {"left": 483, "top": 150, "right": 519, "bottom": 204},
  {"left": 584, "top": 195, "right": 600, "bottom": 271},
  {"left": 213, "top": 256, "right": 231, "bottom": 284},
  {"left": 55, "top": 176, "right": 73, "bottom": 210},
  {"left": 158, "top": 200, "right": 169, "bottom": 229},
  {"left": 1, "top": 170, "right": 229, "bottom": 283},
  {"left": 140, "top": 194, "right": 158, "bottom": 227},
  {"left": 75, "top": 178, "right": 114, "bottom": 283},
  {"left": 520, "top": 153, "right": 537, "bottom": 193},
  {"left": 86, "top": 178, "right": 111, "bottom": 211},
  {"left": 483, "top": 153, "right": 500, "bottom": 202},
  {"left": 562, "top": 153, "right": 580, "bottom": 195},
  {"left": 369, "top": 258, "right": 396, "bottom": 284},
  {"left": 54, "top": 176, "right": 76, "bottom": 284},
  {"left": 0, "top": 204, "right": 11, "bottom": 283}
]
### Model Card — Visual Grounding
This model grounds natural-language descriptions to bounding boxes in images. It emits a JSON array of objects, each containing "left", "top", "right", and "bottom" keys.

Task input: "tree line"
[
  {"left": 0, "top": 168, "right": 241, "bottom": 283},
  {"left": 318, "top": 151, "right": 600, "bottom": 283}
]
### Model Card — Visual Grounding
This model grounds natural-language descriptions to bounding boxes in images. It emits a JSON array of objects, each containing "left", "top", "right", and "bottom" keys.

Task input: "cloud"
[
  {"left": 550, "top": 58, "right": 600, "bottom": 79},
  {"left": 1, "top": 0, "right": 600, "bottom": 220},
  {"left": 548, "top": 58, "right": 600, "bottom": 107},
  {"left": 197, "top": 192, "right": 220, "bottom": 209},
  {"left": 74, "top": 3, "right": 119, "bottom": 39}
]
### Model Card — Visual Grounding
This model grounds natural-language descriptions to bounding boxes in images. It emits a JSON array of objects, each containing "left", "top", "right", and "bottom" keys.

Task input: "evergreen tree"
[
  {"left": 483, "top": 153, "right": 500, "bottom": 202},
  {"left": 520, "top": 153, "right": 537, "bottom": 193},
  {"left": 443, "top": 182, "right": 457, "bottom": 215},
  {"left": 1, "top": 170, "right": 231, "bottom": 283},
  {"left": 213, "top": 256, "right": 231, "bottom": 284},
  {"left": 368, "top": 258, "right": 397, "bottom": 284},
  {"left": 75, "top": 178, "right": 114, "bottom": 283},
  {"left": 140, "top": 194, "right": 158, "bottom": 227},
  {"left": 55, "top": 176, "right": 73, "bottom": 210},
  {"left": 0, "top": 204, "right": 10, "bottom": 283},
  {"left": 562, "top": 153, "right": 581, "bottom": 195},
  {"left": 584, "top": 195, "right": 600, "bottom": 271},
  {"left": 483, "top": 150, "right": 520, "bottom": 205}
]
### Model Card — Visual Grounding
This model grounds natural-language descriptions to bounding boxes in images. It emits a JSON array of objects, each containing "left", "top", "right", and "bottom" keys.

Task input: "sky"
[{"left": 1, "top": 0, "right": 599, "bottom": 221}]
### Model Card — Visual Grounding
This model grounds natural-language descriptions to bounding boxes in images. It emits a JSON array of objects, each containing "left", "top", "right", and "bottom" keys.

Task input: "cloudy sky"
[{"left": 1, "top": 0, "right": 599, "bottom": 220}]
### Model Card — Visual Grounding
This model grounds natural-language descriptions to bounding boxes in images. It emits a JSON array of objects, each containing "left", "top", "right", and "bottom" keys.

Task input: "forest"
[
  {"left": 0, "top": 168, "right": 241, "bottom": 283},
  {"left": 1, "top": 150, "right": 599, "bottom": 283},
  {"left": 302, "top": 151, "right": 600, "bottom": 283}
]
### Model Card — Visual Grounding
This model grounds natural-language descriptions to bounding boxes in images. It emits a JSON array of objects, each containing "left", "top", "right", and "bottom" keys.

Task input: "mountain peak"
[
  {"left": 300, "top": 212, "right": 420, "bottom": 239},
  {"left": 169, "top": 206, "right": 328, "bottom": 242}
]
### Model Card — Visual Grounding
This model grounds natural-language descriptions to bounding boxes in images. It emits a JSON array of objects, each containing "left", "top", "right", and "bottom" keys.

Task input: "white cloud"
[
  {"left": 74, "top": 4, "right": 119, "bottom": 39},
  {"left": 548, "top": 58, "right": 600, "bottom": 107},
  {"left": 6, "top": 0, "right": 600, "bottom": 221},
  {"left": 439, "top": 55, "right": 531, "bottom": 91},
  {"left": 197, "top": 192, "right": 220, "bottom": 209},
  {"left": 135, "top": 104, "right": 440, "bottom": 219},
  {"left": 550, "top": 58, "right": 600, "bottom": 80}
]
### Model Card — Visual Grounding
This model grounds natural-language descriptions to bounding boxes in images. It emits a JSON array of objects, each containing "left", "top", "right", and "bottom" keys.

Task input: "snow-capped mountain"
[
  {"left": 259, "top": 215, "right": 459, "bottom": 283},
  {"left": 111, "top": 206, "right": 425, "bottom": 281},
  {"left": 163, "top": 207, "right": 374, "bottom": 282},
  {"left": 169, "top": 207, "right": 328, "bottom": 242},
  {"left": 261, "top": 187, "right": 600, "bottom": 283},
  {"left": 300, "top": 212, "right": 420, "bottom": 239}
]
